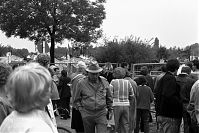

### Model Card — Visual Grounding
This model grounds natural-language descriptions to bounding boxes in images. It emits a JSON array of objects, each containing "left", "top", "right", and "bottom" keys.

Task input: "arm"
[
  {"left": 128, "top": 81, "right": 134, "bottom": 100},
  {"left": 187, "top": 81, "right": 198, "bottom": 123},
  {"left": 73, "top": 81, "right": 83, "bottom": 110},
  {"left": 106, "top": 84, "right": 113, "bottom": 111},
  {"left": 149, "top": 87, "right": 154, "bottom": 103}
]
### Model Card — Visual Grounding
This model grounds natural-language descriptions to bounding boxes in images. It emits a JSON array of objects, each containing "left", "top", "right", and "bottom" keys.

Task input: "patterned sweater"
[{"left": 110, "top": 79, "right": 134, "bottom": 106}]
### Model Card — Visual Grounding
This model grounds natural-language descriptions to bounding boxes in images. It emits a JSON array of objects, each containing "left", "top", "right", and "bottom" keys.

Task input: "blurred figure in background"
[
  {"left": 134, "top": 76, "right": 154, "bottom": 133},
  {"left": 154, "top": 65, "right": 167, "bottom": 92},
  {"left": 121, "top": 62, "right": 130, "bottom": 72},
  {"left": 58, "top": 69, "right": 71, "bottom": 119},
  {"left": 0, "top": 63, "right": 13, "bottom": 125},
  {"left": 101, "top": 62, "right": 114, "bottom": 83},
  {"left": 176, "top": 66, "right": 195, "bottom": 133},
  {"left": 0, "top": 62, "right": 58, "bottom": 133},
  {"left": 50, "top": 65, "right": 60, "bottom": 86},
  {"left": 190, "top": 59, "right": 199, "bottom": 81},
  {"left": 70, "top": 61, "right": 87, "bottom": 133},
  {"left": 139, "top": 66, "right": 154, "bottom": 92},
  {"left": 139, "top": 66, "right": 154, "bottom": 130}
]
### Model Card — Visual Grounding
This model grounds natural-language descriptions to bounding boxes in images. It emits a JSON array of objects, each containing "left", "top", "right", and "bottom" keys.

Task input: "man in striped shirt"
[{"left": 110, "top": 67, "right": 135, "bottom": 133}]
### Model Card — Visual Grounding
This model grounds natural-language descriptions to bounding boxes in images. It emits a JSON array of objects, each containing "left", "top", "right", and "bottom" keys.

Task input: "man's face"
[{"left": 88, "top": 72, "right": 100, "bottom": 83}]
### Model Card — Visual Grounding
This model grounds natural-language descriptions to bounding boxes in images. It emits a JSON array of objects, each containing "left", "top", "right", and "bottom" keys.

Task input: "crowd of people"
[{"left": 1, "top": 53, "right": 199, "bottom": 133}]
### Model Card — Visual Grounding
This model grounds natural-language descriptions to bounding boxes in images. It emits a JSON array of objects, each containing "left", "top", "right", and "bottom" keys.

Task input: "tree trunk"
[{"left": 50, "top": 35, "right": 55, "bottom": 63}]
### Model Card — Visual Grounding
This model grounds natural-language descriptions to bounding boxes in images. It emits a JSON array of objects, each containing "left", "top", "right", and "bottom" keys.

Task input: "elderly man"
[{"left": 74, "top": 61, "right": 113, "bottom": 133}]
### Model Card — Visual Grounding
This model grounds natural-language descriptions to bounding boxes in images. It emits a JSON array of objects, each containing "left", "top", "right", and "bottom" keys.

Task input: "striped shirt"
[{"left": 110, "top": 79, "right": 134, "bottom": 106}]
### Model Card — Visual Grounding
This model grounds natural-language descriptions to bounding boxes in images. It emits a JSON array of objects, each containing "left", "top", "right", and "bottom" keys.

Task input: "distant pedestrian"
[
  {"left": 134, "top": 76, "right": 154, "bottom": 133},
  {"left": 154, "top": 65, "right": 167, "bottom": 92},
  {"left": 101, "top": 62, "right": 114, "bottom": 83},
  {"left": 176, "top": 66, "right": 195, "bottom": 133},
  {"left": 139, "top": 66, "right": 154, "bottom": 92},
  {"left": 58, "top": 69, "right": 71, "bottom": 119},
  {"left": 190, "top": 59, "right": 199, "bottom": 81}
]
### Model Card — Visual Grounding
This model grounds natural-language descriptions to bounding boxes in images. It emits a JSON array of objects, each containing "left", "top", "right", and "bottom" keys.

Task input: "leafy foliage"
[
  {"left": 0, "top": 0, "right": 106, "bottom": 63},
  {"left": 0, "top": 44, "right": 29, "bottom": 58}
]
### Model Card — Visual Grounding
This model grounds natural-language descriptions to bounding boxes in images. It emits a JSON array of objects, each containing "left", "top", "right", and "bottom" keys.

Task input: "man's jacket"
[{"left": 74, "top": 76, "right": 113, "bottom": 113}]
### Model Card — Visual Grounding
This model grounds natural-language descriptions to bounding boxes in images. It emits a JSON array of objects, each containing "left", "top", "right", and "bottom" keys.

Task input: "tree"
[
  {"left": 157, "top": 46, "right": 168, "bottom": 60},
  {"left": 0, "top": 0, "right": 106, "bottom": 63},
  {"left": 12, "top": 48, "right": 29, "bottom": 58},
  {"left": 0, "top": 44, "right": 8, "bottom": 56}
]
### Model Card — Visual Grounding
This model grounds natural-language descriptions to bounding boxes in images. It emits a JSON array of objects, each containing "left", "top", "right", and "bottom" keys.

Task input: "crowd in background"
[{"left": 1, "top": 53, "right": 199, "bottom": 133}]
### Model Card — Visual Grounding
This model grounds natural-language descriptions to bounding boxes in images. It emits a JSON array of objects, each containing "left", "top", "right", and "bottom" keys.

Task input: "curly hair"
[
  {"left": 36, "top": 53, "right": 50, "bottom": 67},
  {"left": 6, "top": 62, "right": 52, "bottom": 113}
]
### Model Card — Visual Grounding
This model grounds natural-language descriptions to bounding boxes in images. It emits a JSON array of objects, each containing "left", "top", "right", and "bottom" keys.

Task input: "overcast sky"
[{"left": 0, "top": 0, "right": 198, "bottom": 52}]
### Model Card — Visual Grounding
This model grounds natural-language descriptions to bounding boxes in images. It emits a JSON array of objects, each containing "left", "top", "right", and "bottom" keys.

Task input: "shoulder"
[
  {"left": 28, "top": 120, "right": 54, "bottom": 133},
  {"left": 192, "top": 80, "right": 199, "bottom": 89},
  {"left": 0, "top": 111, "right": 55, "bottom": 133},
  {"left": 162, "top": 72, "right": 175, "bottom": 81},
  {"left": 77, "top": 76, "right": 87, "bottom": 84}
]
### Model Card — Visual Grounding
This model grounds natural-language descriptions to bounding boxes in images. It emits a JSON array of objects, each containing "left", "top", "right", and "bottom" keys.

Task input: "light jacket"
[{"left": 74, "top": 76, "right": 113, "bottom": 113}]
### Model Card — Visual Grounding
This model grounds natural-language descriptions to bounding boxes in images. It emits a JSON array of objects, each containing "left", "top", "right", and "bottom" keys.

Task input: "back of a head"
[
  {"left": 61, "top": 69, "right": 68, "bottom": 77},
  {"left": 161, "top": 65, "right": 167, "bottom": 72},
  {"left": 181, "top": 66, "right": 191, "bottom": 75},
  {"left": 140, "top": 66, "right": 149, "bottom": 76},
  {"left": 113, "top": 67, "right": 126, "bottom": 79},
  {"left": 75, "top": 61, "right": 86, "bottom": 72},
  {"left": 192, "top": 59, "right": 199, "bottom": 70},
  {"left": 166, "top": 59, "right": 180, "bottom": 72},
  {"left": 134, "top": 76, "right": 147, "bottom": 86},
  {"left": 36, "top": 53, "right": 50, "bottom": 67},
  {"left": 6, "top": 62, "right": 52, "bottom": 113}
]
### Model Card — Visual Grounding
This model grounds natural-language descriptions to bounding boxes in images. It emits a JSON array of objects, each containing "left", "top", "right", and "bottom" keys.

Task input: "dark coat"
[
  {"left": 58, "top": 76, "right": 71, "bottom": 98},
  {"left": 176, "top": 74, "right": 195, "bottom": 104},
  {"left": 154, "top": 71, "right": 183, "bottom": 118}
]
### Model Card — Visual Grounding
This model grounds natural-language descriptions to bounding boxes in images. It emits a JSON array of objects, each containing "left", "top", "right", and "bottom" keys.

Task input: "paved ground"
[
  {"left": 56, "top": 116, "right": 76, "bottom": 133},
  {"left": 56, "top": 115, "right": 158, "bottom": 133}
]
